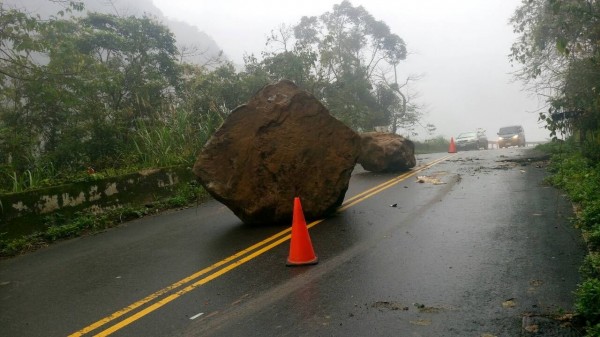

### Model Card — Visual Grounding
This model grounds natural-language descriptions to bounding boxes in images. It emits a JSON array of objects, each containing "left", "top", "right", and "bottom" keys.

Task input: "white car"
[{"left": 455, "top": 130, "right": 488, "bottom": 150}]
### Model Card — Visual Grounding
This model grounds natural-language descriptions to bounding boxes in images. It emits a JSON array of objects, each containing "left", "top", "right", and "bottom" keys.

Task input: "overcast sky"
[{"left": 151, "top": 0, "right": 548, "bottom": 141}]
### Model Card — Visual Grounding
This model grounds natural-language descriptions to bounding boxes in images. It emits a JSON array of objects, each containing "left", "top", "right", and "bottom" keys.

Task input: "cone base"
[{"left": 286, "top": 256, "right": 319, "bottom": 267}]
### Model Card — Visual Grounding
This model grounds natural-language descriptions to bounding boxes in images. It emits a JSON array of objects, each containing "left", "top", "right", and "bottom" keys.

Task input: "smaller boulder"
[{"left": 358, "top": 132, "right": 416, "bottom": 172}]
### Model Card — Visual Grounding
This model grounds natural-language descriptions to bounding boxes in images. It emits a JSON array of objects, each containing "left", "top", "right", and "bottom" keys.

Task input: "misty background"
[{"left": 9, "top": 0, "right": 548, "bottom": 141}]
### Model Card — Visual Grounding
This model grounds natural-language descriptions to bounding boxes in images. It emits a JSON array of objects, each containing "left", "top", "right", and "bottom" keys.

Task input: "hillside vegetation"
[
  {"left": 0, "top": 1, "right": 429, "bottom": 193},
  {"left": 511, "top": 1, "right": 600, "bottom": 334}
]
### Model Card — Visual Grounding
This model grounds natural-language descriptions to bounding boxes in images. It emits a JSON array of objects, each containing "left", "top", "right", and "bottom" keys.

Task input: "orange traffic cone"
[
  {"left": 448, "top": 137, "right": 457, "bottom": 153},
  {"left": 286, "top": 197, "right": 318, "bottom": 266}
]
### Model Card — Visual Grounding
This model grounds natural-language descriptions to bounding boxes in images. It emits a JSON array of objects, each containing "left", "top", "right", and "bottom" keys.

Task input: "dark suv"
[{"left": 497, "top": 125, "right": 526, "bottom": 148}]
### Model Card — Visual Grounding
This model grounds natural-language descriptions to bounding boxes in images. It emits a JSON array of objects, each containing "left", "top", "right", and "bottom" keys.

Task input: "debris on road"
[
  {"left": 521, "top": 313, "right": 584, "bottom": 336},
  {"left": 416, "top": 175, "right": 446, "bottom": 185},
  {"left": 409, "top": 319, "right": 432, "bottom": 326},
  {"left": 502, "top": 298, "right": 516, "bottom": 308},
  {"left": 371, "top": 301, "right": 408, "bottom": 311}
]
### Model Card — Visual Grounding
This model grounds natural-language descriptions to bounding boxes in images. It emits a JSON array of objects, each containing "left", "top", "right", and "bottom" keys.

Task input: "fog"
[
  {"left": 12, "top": 0, "right": 549, "bottom": 141},
  {"left": 6, "top": 0, "right": 223, "bottom": 64},
  {"left": 151, "top": 0, "right": 548, "bottom": 142}
]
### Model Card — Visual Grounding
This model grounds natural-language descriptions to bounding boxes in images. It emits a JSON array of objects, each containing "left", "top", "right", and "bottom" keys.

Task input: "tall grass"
[
  {"left": 133, "top": 107, "right": 223, "bottom": 168},
  {"left": 2, "top": 162, "right": 58, "bottom": 193},
  {"left": 0, "top": 106, "right": 224, "bottom": 193},
  {"left": 413, "top": 136, "right": 450, "bottom": 154}
]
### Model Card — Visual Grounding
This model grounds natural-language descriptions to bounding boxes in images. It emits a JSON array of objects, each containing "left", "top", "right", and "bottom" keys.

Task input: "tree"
[
  {"left": 244, "top": 24, "right": 319, "bottom": 92},
  {"left": 511, "top": 0, "right": 600, "bottom": 158},
  {"left": 292, "top": 1, "right": 408, "bottom": 130},
  {"left": 240, "top": 1, "right": 433, "bottom": 134},
  {"left": 0, "top": 4, "right": 81, "bottom": 172},
  {"left": 179, "top": 62, "right": 256, "bottom": 119},
  {"left": 38, "top": 12, "right": 180, "bottom": 169},
  {"left": 78, "top": 12, "right": 180, "bottom": 119},
  {"left": 0, "top": 4, "right": 184, "bottom": 181}
]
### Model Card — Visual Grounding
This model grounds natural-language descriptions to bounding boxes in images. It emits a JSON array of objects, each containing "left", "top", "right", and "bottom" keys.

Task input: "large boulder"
[
  {"left": 358, "top": 132, "right": 416, "bottom": 172},
  {"left": 193, "top": 80, "right": 361, "bottom": 224}
]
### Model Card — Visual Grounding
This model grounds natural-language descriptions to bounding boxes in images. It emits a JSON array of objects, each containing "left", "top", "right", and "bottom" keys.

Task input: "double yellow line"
[{"left": 69, "top": 153, "right": 455, "bottom": 337}]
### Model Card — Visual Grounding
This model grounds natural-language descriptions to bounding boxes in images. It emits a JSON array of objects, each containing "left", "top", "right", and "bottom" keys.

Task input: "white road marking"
[{"left": 189, "top": 312, "right": 204, "bottom": 320}]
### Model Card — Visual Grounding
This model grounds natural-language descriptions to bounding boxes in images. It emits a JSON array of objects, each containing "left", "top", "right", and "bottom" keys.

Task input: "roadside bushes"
[
  {"left": 581, "top": 253, "right": 600, "bottom": 280},
  {"left": 581, "top": 201, "right": 600, "bottom": 251},
  {"left": 575, "top": 278, "right": 600, "bottom": 334},
  {"left": 413, "top": 136, "right": 450, "bottom": 154},
  {"left": 540, "top": 140, "right": 600, "bottom": 335}
]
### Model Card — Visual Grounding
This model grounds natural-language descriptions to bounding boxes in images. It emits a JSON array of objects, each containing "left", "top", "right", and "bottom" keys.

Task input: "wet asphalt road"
[{"left": 0, "top": 147, "right": 587, "bottom": 337}]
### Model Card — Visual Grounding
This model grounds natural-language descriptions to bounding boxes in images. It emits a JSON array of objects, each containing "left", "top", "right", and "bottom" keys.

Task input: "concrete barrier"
[{"left": 0, "top": 166, "right": 195, "bottom": 239}]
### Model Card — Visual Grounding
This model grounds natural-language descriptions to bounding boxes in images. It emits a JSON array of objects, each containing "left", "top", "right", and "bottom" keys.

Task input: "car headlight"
[
  {"left": 498, "top": 136, "right": 504, "bottom": 140},
  {"left": 512, "top": 135, "right": 518, "bottom": 139}
]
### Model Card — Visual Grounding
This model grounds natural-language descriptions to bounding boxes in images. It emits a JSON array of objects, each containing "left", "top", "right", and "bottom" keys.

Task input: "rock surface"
[
  {"left": 193, "top": 80, "right": 361, "bottom": 224},
  {"left": 358, "top": 132, "right": 416, "bottom": 172}
]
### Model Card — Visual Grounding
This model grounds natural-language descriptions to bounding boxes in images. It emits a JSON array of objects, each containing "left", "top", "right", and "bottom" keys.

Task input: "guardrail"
[{"left": 486, "top": 141, "right": 548, "bottom": 149}]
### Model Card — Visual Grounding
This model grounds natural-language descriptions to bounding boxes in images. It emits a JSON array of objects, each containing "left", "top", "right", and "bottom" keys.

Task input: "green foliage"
[
  {"left": 585, "top": 323, "right": 600, "bottom": 337},
  {"left": 588, "top": 229, "right": 600, "bottom": 252},
  {"left": 0, "top": 2, "right": 432, "bottom": 193},
  {"left": 0, "top": 6, "right": 181, "bottom": 185},
  {"left": 539, "top": 139, "right": 600, "bottom": 335},
  {"left": 546, "top": 152, "right": 599, "bottom": 203},
  {"left": 511, "top": 0, "right": 600, "bottom": 161},
  {"left": 292, "top": 0, "right": 408, "bottom": 131},
  {"left": 179, "top": 62, "right": 266, "bottom": 121},
  {"left": 241, "top": 1, "right": 425, "bottom": 133},
  {"left": 0, "top": 5, "right": 242, "bottom": 192},
  {"left": 580, "top": 200, "right": 600, "bottom": 230},
  {"left": 164, "top": 181, "right": 206, "bottom": 208},
  {"left": 0, "top": 161, "right": 59, "bottom": 193},
  {"left": 413, "top": 136, "right": 450, "bottom": 154},
  {"left": 580, "top": 253, "right": 600, "bottom": 279},
  {"left": 133, "top": 108, "right": 209, "bottom": 168},
  {"left": 0, "top": 233, "right": 43, "bottom": 257},
  {"left": 575, "top": 278, "right": 600, "bottom": 327}
]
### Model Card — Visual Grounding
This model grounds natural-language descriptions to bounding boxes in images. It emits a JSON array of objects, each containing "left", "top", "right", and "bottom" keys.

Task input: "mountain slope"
[{"left": 3, "top": 0, "right": 225, "bottom": 65}]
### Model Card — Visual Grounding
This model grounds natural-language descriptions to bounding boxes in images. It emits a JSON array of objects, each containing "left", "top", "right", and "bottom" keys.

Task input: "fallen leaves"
[
  {"left": 502, "top": 298, "right": 517, "bottom": 308},
  {"left": 523, "top": 324, "right": 539, "bottom": 333},
  {"left": 529, "top": 279, "right": 543, "bottom": 287}
]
